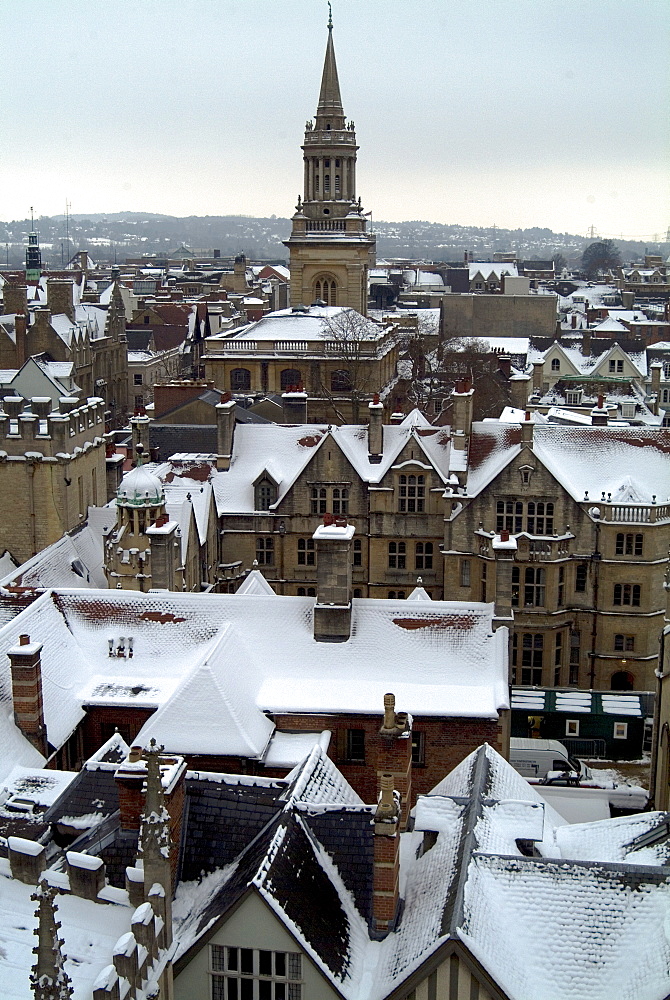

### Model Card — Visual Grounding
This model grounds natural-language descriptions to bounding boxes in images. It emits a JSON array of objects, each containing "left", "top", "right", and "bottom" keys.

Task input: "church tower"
[{"left": 284, "top": 11, "right": 376, "bottom": 315}]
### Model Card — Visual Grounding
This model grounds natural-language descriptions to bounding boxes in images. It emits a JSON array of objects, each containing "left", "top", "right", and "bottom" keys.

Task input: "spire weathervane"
[{"left": 328, "top": 1, "right": 332, "bottom": 30}]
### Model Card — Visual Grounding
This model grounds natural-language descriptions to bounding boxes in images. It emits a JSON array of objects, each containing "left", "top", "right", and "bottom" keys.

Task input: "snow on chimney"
[
  {"left": 9, "top": 634, "right": 47, "bottom": 757},
  {"left": 313, "top": 516, "right": 355, "bottom": 642}
]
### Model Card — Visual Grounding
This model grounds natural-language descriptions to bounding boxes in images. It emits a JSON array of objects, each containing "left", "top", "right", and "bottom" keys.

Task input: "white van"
[
  {"left": 510, "top": 737, "right": 648, "bottom": 814},
  {"left": 509, "top": 738, "right": 591, "bottom": 781}
]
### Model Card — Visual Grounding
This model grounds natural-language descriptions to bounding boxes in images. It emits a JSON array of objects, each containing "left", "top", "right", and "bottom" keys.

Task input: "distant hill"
[{"left": 0, "top": 212, "right": 666, "bottom": 268}]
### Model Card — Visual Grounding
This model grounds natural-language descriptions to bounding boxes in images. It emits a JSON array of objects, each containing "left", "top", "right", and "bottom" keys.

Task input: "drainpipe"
[
  {"left": 648, "top": 629, "right": 664, "bottom": 810},
  {"left": 589, "top": 518, "right": 601, "bottom": 688}
]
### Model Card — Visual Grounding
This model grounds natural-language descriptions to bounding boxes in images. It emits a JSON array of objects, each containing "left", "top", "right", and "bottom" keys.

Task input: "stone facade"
[
  {"left": 0, "top": 394, "right": 107, "bottom": 565},
  {"left": 0, "top": 276, "right": 129, "bottom": 426}
]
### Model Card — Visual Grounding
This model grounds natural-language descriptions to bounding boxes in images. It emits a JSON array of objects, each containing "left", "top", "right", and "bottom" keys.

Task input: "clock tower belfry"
[{"left": 284, "top": 12, "right": 376, "bottom": 315}]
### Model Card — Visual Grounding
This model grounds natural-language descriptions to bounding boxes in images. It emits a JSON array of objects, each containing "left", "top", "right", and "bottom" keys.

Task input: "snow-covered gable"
[{"left": 236, "top": 569, "right": 276, "bottom": 596}]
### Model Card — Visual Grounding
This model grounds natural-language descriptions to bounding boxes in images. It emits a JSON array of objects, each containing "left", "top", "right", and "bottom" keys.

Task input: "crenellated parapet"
[{"left": 0, "top": 394, "right": 106, "bottom": 458}]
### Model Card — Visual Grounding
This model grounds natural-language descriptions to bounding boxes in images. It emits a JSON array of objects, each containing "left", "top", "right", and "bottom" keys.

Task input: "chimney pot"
[{"left": 19, "top": 634, "right": 30, "bottom": 646}]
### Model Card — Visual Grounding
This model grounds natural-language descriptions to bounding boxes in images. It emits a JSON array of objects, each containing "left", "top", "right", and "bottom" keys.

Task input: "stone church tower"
[{"left": 284, "top": 13, "right": 376, "bottom": 315}]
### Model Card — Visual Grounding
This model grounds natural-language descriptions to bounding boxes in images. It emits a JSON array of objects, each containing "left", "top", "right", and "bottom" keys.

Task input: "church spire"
[
  {"left": 30, "top": 879, "right": 73, "bottom": 1000},
  {"left": 317, "top": 5, "right": 343, "bottom": 120}
]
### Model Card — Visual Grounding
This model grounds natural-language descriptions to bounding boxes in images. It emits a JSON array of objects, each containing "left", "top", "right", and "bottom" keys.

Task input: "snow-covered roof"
[
  {"left": 173, "top": 742, "right": 670, "bottom": 1000},
  {"left": 465, "top": 421, "right": 670, "bottom": 503},
  {"left": 469, "top": 263, "right": 519, "bottom": 281},
  {"left": 0, "top": 587, "right": 508, "bottom": 765},
  {"left": 213, "top": 410, "right": 450, "bottom": 514},
  {"left": 0, "top": 507, "right": 115, "bottom": 591},
  {"left": 0, "top": 861, "right": 134, "bottom": 1000},
  {"left": 207, "top": 305, "right": 387, "bottom": 346}
]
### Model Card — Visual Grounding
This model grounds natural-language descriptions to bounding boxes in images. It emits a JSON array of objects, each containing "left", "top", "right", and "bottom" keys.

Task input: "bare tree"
[{"left": 319, "top": 309, "right": 386, "bottom": 422}]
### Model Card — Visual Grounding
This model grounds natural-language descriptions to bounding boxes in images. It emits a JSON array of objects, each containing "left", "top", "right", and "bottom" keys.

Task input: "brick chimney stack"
[
  {"left": 376, "top": 693, "right": 412, "bottom": 827},
  {"left": 114, "top": 744, "right": 187, "bottom": 886},
  {"left": 372, "top": 773, "right": 401, "bottom": 937},
  {"left": 9, "top": 634, "right": 47, "bottom": 757},
  {"left": 14, "top": 313, "right": 27, "bottom": 368}
]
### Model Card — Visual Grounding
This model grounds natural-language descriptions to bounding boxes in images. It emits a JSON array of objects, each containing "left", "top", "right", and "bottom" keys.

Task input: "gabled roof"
[{"left": 214, "top": 412, "right": 452, "bottom": 515}]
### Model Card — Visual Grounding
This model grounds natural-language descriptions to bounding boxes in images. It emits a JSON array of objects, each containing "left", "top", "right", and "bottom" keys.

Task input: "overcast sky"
[{"left": 1, "top": 0, "right": 668, "bottom": 238}]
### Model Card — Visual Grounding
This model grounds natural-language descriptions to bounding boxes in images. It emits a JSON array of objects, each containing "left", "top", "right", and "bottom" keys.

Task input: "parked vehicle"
[
  {"left": 510, "top": 737, "right": 591, "bottom": 780},
  {"left": 510, "top": 737, "right": 648, "bottom": 815}
]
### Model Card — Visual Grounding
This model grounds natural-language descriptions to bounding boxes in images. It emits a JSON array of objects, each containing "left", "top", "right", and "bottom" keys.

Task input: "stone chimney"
[
  {"left": 8, "top": 836, "right": 46, "bottom": 884},
  {"left": 3, "top": 282, "right": 27, "bottom": 316},
  {"left": 376, "top": 693, "right": 412, "bottom": 827},
  {"left": 216, "top": 394, "right": 236, "bottom": 471},
  {"left": 46, "top": 278, "right": 75, "bottom": 322},
  {"left": 233, "top": 253, "right": 248, "bottom": 293},
  {"left": 451, "top": 377, "right": 474, "bottom": 454},
  {"left": 650, "top": 361, "right": 663, "bottom": 396},
  {"left": 281, "top": 389, "right": 308, "bottom": 423},
  {"left": 581, "top": 330, "right": 591, "bottom": 357},
  {"left": 532, "top": 360, "right": 544, "bottom": 392},
  {"left": 492, "top": 529, "right": 518, "bottom": 625},
  {"left": 521, "top": 410, "right": 534, "bottom": 445},
  {"left": 591, "top": 395, "right": 608, "bottom": 426},
  {"left": 130, "top": 414, "right": 151, "bottom": 457},
  {"left": 368, "top": 394, "right": 383, "bottom": 461},
  {"left": 14, "top": 313, "right": 27, "bottom": 368},
  {"left": 66, "top": 851, "right": 107, "bottom": 900},
  {"left": 313, "top": 516, "right": 355, "bottom": 642},
  {"left": 372, "top": 773, "right": 400, "bottom": 937},
  {"left": 9, "top": 634, "right": 47, "bottom": 757},
  {"left": 510, "top": 373, "right": 531, "bottom": 411}
]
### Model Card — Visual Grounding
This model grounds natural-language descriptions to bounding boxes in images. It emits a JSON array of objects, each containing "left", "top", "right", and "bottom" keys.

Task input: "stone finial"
[{"left": 30, "top": 879, "right": 73, "bottom": 1000}]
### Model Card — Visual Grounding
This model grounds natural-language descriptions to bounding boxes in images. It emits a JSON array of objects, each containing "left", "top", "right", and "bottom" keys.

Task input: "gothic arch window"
[
  {"left": 280, "top": 368, "right": 302, "bottom": 391},
  {"left": 230, "top": 368, "right": 251, "bottom": 391},
  {"left": 314, "top": 275, "right": 337, "bottom": 306},
  {"left": 611, "top": 671, "right": 635, "bottom": 691}
]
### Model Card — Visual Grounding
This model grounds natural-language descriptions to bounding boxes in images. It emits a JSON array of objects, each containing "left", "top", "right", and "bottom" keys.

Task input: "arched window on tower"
[{"left": 314, "top": 276, "right": 337, "bottom": 306}]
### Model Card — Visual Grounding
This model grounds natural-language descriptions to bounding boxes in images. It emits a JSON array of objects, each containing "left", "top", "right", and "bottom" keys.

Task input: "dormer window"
[
  {"left": 254, "top": 475, "right": 277, "bottom": 511},
  {"left": 565, "top": 390, "right": 582, "bottom": 405},
  {"left": 620, "top": 402, "right": 636, "bottom": 418},
  {"left": 551, "top": 358, "right": 560, "bottom": 371}
]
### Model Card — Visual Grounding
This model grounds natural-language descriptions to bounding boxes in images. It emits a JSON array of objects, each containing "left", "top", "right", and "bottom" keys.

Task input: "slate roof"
[{"left": 180, "top": 774, "right": 285, "bottom": 882}]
